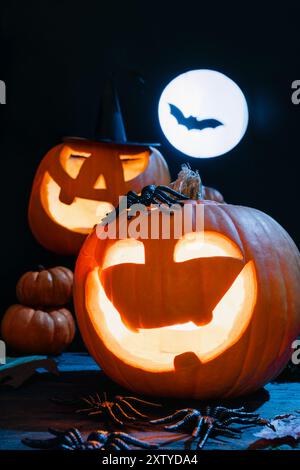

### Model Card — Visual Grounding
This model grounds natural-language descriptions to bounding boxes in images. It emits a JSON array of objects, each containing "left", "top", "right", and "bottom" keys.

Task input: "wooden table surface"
[{"left": 1, "top": 353, "right": 300, "bottom": 451}]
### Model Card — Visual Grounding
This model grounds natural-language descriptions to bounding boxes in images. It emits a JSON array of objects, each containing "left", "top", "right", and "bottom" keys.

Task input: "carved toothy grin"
[
  {"left": 40, "top": 172, "right": 114, "bottom": 234},
  {"left": 84, "top": 233, "right": 257, "bottom": 373}
]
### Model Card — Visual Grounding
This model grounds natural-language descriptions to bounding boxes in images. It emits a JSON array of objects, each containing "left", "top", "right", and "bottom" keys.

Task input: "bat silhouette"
[{"left": 169, "top": 103, "right": 223, "bottom": 131}]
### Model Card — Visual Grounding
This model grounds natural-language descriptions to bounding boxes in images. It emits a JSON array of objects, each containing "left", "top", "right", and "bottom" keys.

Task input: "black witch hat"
[{"left": 65, "top": 78, "right": 159, "bottom": 147}]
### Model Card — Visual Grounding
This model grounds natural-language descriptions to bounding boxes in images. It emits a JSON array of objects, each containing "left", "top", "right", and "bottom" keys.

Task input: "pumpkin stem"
[
  {"left": 37, "top": 265, "right": 45, "bottom": 272},
  {"left": 169, "top": 164, "right": 203, "bottom": 200}
]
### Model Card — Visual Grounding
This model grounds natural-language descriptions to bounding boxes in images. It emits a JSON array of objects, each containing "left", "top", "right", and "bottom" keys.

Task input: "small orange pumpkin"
[
  {"left": 203, "top": 186, "right": 224, "bottom": 203},
  {"left": 74, "top": 198, "right": 300, "bottom": 400},
  {"left": 1, "top": 305, "right": 75, "bottom": 355},
  {"left": 16, "top": 265, "right": 73, "bottom": 307}
]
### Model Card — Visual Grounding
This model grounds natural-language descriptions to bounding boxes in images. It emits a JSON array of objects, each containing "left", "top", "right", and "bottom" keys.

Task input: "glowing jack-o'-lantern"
[
  {"left": 28, "top": 138, "right": 170, "bottom": 255},
  {"left": 74, "top": 198, "right": 300, "bottom": 399}
]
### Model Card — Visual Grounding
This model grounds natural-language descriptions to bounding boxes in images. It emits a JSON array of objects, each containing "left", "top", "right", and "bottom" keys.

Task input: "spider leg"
[
  {"left": 63, "top": 435, "right": 79, "bottom": 449},
  {"left": 117, "top": 398, "right": 149, "bottom": 418},
  {"left": 197, "top": 423, "right": 215, "bottom": 450},
  {"left": 153, "top": 192, "right": 176, "bottom": 204},
  {"left": 84, "top": 442, "right": 103, "bottom": 450},
  {"left": 77, "top": 405, "right": 91, "bottom": 413},
  {"left": 222, "top": 416, "right": 260, "bottom": 426},
  {"left": 107, "top": 403, "right": 125, "bottom": 425},
  {"left": 126, "top": 191, "right": 140, "bottom": 200},
  {"left": 82, "top": 395, "right": 97, "bottom": 406},
  {"left": 120, "top": 396, "right": 162, "bottom": 408},
  {"left": 192, "top": 416, "right": 207, "bottom": 437},
  {"left": 60, "top": 443, "right": 75, "bottom": 450},
  {"left": 126, "top": 195, "right": 141, "bottom": 207},
  {"left": 67, "top": 429, "right": 84, "bottom": 446},
  {"left": 112, "top": 438, "right": 131, "bottom": 450},
  {"left": 215, "top": 406, "right": 256, "bottom": 417},
  {"left": 157, "top": 203, "right": 178, "bottom": 215},
  {"left": 114, "top": 402, "right": 137, "bottom": 421},
  {"left": 156, "top": 186, "right": 190, "bottom": 199},
  {"left": 61, "top": 428, "right": 84, "bottom": 447},
  {"left": 214, "top": 406, "right": 258, "bottom": 422},
  {"left": 215, "top": 422, "right": 243, "bottom": 433},
  {"left": 108, "top": 442, "right": 121, "bottom": 451},
  {"left": 213, "top": 427, "right": 241, "bottom": 439},
  {"left": 155, "top": 190, "right": 186, "bottom": 205},
  {"left": 77, "top": 399, "right": 103, "bottom": 414},
  {"left": 150, "top": 408, "right": 192, "bottom": 425},
  {"left": 165, "top": 412, "right": 198, "bottom": 431},
  {"left": 22, "top": 435, "right": 61, "bottom": 450},
  {"left": 114, "top": 433, "right": 156, "bottom": 449},
  {"left": 102, "top": 192, "right": 139, "bottom": 224}
]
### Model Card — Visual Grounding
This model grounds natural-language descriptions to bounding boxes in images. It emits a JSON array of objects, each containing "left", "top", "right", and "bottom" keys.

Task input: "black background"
[{"left": 0, "top": 1, "right": 299, "bottom": 325}]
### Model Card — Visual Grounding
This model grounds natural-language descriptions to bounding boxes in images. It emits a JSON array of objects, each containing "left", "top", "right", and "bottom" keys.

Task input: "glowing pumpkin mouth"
[
  {"left": 40, "top": 172, "right": 114, "bottom": 234},
  {"left": 84, "top": 233, "right": 257, "bottom": 373}
]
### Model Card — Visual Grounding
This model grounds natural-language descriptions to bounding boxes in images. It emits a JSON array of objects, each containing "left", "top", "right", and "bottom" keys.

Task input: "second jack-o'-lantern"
[
  {"left": 28, "top": 79, "right": 170, "bottom": 255},
  {"left": 74, "top": 198, "right": 300, "bottom": 400},
  {"left": 28, "top": 139, "right": 169, "bottom": 255}
]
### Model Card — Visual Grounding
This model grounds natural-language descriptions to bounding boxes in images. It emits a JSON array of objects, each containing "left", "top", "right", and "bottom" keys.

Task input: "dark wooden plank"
[{"left": 1, "top": 353, "right": 300, "bottom": 450}]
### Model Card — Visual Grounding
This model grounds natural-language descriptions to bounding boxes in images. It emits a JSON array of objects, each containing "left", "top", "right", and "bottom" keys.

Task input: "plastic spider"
[
  {"left": 102, "top": 185, "right": 189, "bottom": 224},
  {"left": 53, "top": 393, "right": 161, "bottom": 426},
  {"left": 22, "top": 427, "right": 156, "bottom": 451},
  {"left": 151, "top": 406, "right": 261, "bottom": 449}
]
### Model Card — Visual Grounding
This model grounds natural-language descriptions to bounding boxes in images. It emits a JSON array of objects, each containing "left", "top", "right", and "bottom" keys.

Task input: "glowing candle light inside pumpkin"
[{"left": 85, "top": 232, "right": 256, "bottom": 370}]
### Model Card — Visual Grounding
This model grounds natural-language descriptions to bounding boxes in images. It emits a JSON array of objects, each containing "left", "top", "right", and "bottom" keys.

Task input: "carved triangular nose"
[{"left": 93, "top": 174, "right": 107, "bottom": 189}]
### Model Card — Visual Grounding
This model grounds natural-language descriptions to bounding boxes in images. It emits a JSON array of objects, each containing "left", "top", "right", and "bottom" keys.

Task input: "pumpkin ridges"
[
  {"left": 59, "top": 308, "right": 76, "bottom": 344},
  {"left": 51, "top": 268, "right": 72, "bottom": 305},
  {"left": 1, "top": 305, "right": 75, "bottom": 355},
  {"left": 268, "top": 215, "right": 300, "bottom": 369},
  {"left": 256, "top": 212, "right": 290, "bottom": 387},
  {"left": 191, "top": 204, "right": 248, "bottom": 399},
  {"left": 203, "top": 186, "right": 224, "bottom": 203},
  {"left": 250, "top": 210, "right": 298, "bottom": 391},
  {"left": 16, "top": 266, "right": 73, "bottom": 307},
  {"left": 220, "top": 206, "right": 298, "bottom": 397},
  {"left": 220, "top": 207, "right": 271, "bottom": 397},
  {"left": 213, "top": 204, "right": 260, "bottom": 398},
  {"left": 48, "top": 309, "right": 74, "bottom": 352},
  {"left": 35, "top": 309, "right": 55, "bottom": 350}
]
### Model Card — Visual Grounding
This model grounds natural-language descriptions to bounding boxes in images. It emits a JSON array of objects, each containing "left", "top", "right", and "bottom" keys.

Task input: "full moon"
[{"left": 158, "top": 69, "right": 249, "bottom": 158}]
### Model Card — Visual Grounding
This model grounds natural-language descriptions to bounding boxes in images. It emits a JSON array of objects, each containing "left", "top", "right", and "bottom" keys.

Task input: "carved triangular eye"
[
  {"left": 60, "top": 146, "right": 91, "bottom": 179},
  {"left": 103, "top": 239, "right": 145, "bottom": 270},
  {"left": 120, "top": 150, "right": 150, "bottom": 182},
  {"left": 174, "top": 231, "right": 243, "bottom": 262}
]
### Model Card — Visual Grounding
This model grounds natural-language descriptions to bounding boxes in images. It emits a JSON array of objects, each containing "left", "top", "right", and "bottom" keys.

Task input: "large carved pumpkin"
[
  {"left": 28, "top": 138, "right": 170, "bottom": 255},
  {"left": 74, "top": 199, "right": 300, "bottom": 399}
]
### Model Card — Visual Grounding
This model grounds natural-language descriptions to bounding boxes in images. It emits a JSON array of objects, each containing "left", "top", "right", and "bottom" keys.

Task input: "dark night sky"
[{"left": 0, "top": 1, "right": 300, "bottom": 326}]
